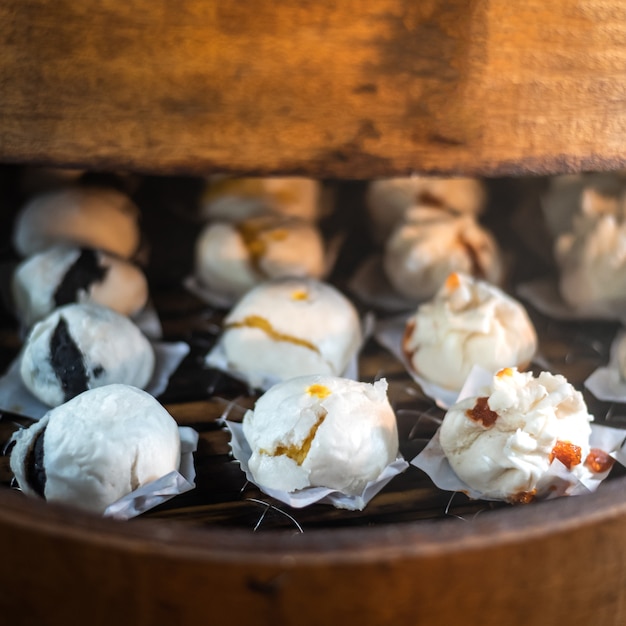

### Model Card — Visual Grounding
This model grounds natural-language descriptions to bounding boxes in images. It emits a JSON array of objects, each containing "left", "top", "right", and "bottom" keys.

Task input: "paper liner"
[
  {"left": 347, "top": 254, "right": 421, "bottom": 313},
  {"left": 585, "top": 329, "right": 626, "bottom": 402},
  {"left": 374, "top": 314, "right": 460, "bottom": 409},
  {"left": 103, "top": 426, "right": 199, "bottom": 520},
  {"left": 0, "top": 340, "right": 190, "bottom": 420},
  {"left": 226, "top": 420, "right": 409, "bottom": 511},
  {"left": 131, "top": 302, "right": 164, "bottom": 339},
  {"left": 411, "top": 365, "right": 626, "bottom": 502},
  {"left": 517, "top": 276, "right": 626, "bottom": 323}
]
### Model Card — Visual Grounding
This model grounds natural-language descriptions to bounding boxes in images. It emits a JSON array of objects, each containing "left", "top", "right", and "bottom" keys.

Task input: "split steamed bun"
[
  {"left": 9, "top": 384, "right": 181, "bottom": 514},
  {"left": 383, "top": 207, "right": 503, "bottom": 301},
  {"left": 12, "top": 245, "right": 149, "bottom": 328},
  {"left": 541, "top": 172, "right": 626, "bottom": 238},
  {"left": 12, "top": 186, "right": 141, "bottom": 259},
  {"left": 242, "top": 375, "right": 399, "bottom": 495},
  {"left": 20, "top": 302, "right": 155, "bottom": 407},
  {"left": 402, "top": 272, "right": 537, "bottom": 391},
  {"left": 200, "top": 176, "right": 323, "bottom": 222},
  {"left": 613, "top": 333, "right": 626, "bottom": 383},
  {"left": 439, "top": 367, "right": 608, "bottom": 502},
  {"left": 555, "top": 187, "right": 626, "bottom": 316},
  {"left": 194, "top": 213, "right": 326, "bottom": 300},
  {"left": 366, "top": 176, "right": 486, "bottom": 243},
  {"left": 213, "top": 277, "right": 362, "bottom": 388}
]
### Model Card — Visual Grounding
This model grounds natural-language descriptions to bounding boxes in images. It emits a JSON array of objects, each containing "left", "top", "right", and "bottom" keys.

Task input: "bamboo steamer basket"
[
  {"left": 2, "top": 0, "right": 625, "bottom": 178},
  {"left": 1, "top": 2, "right": 626, "bottom": 625},
  {"left": 2, "top": 482, "right": 626, "bottom": 626}
]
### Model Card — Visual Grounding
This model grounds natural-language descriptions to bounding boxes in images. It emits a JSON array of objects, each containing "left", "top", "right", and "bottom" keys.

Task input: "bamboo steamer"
[
  {"left": 1, "top": 480, "right": 626, "bottom": 626},
  {"left": 1, "top": 0, "right": 625, "bottom": 178},
  {"left": 2, "top": 181, "right": 623, "bottom": 626},
  {"left": 1, "top": 2, "right": 626, "bottom": 624}
]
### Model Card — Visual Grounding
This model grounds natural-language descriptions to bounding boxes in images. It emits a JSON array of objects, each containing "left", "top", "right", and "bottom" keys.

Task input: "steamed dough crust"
[
  {"left": 220, "top": 278, "right": 362, "bottom": 385},
  {"left": 194, "top": 215, "right": 326, "bottom": 299},
  {"left": 366, "top": 176, "right": 486, "bottom": 243},
  {"left": 12, "top": 186, "right": 141, "bottom": 259},
  {"left": 403, "top": 273, "right": 537, "bottom": 391},
  {"left": 383, "top": 208, "right": 503, "bottom": 301},
  {"left": 11, "top": 245, "right": 148, "bottom": 328},
  {"left": 200, "top": 176, "right": 323, "bottom": 222},
  {"left": 439, "top": 369, "right": 594, "bottom": 501},
  {"left": 243, "top": 375, "right": 398, "bottom": 495},
  {"left": 20, "top": 303, "right": 155, "bottom": 407},
  {"left": 10, "top": 384, "right": 180, "bottom": 514},
  {"left": 556, "top": 188, "right": 626, "bottom": 316}
]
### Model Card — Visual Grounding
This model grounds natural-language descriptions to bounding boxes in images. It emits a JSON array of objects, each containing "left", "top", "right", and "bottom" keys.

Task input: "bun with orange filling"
[
  {"left": 216, "top": 277, "right": 361, "bottom": 388},
  {"left": 194, "top": 214, "right": 325, "bottom": 300},
  {"left": 439, "top": 367, "right": 603, "bottom": 502},
  {"left": 402, "top": 272, "right": 537, "bottom": 391},
  {"left": 242, "top": 375, "right": 398, "bottom": 495}
]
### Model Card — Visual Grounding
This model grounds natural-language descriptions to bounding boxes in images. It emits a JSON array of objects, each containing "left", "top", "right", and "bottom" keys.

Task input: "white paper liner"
[
  {"left": 517, "top": 276, "right": 626, "bottom": 323},
  {"left": 204, "top": 313, "right": 374, "bottom": 393},
  {"left": 131, "top": 302, "right": 163, "bottom": 339},
  {"left": 0, "top": 340, "right": 190, "bottom": 420},
  {"left": 347, "top": 254, "right": 421, "bottom": 313},
  {"left": 226, "top": 420, "right": 409, "bottom": 511},
  {"left": 411, "top": 365, "right": 626, "bottom": 502},
  {"left": 374, "top": 314, "right": 460, "bottom": 409},
  {"left": 585, "top": 329, "right": 626, "bottom": 402},
  {"left": 103, "top": 426, "right": 199, "bottom": 520}
]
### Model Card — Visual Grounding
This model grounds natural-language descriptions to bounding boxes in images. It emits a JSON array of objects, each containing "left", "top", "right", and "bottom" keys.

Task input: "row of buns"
[{"left": 2, "top": 170, "right": 625, "bottom": 516}]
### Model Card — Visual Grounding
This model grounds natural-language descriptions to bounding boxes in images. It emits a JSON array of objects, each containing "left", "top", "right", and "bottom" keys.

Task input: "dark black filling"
[
  {"left": 53, "top": 248, "right": 108, "bottom": 307},
  {"left": 50, "top": 317, "right": 89, "bottom": 402},
  {"left": 25, "top": 426, "right": 47, "bottom": 498}
]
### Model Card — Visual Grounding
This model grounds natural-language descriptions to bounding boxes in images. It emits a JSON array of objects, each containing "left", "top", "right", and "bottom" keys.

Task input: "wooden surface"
[
  {"left": 2, "top": 1, "right": 626, "bottom": 179},
  {"left": 2, "top": 479, "right": 626, "bottom": 626},
  {"left": 1, "top": 172, "right": 626, "bottom": 624}
]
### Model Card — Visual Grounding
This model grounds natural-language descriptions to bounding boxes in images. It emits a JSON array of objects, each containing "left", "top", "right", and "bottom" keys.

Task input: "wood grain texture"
[
  {"left": 1, "top": 1, "right": 626, "bottom": 178},
  {"left": 1, "top": 480, "right": 626, "bottom": 626}
]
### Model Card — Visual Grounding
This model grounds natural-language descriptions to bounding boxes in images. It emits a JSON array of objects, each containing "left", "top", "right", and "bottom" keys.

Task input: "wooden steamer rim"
[
  {"left": 2, "top": 0, "right": 626, "bottom": 178},
  {"left": 2, "top": 475, "right": 626, "bottom": 625},
  {"left": 2, "top": 473, "right": 626, "bottom": 558}
]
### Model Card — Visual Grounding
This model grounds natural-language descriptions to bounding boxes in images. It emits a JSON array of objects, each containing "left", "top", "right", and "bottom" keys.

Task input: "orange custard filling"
[
  {"left": 262, "top": 411, "right": 327, "bottom": 465},
  {"left": 203, "top": 178, "right": 265, "bottom": 201},
  {"left": 550, "top": 440, "right": 582, "bottom": 469},
  {"left": 445, "top": 271, "right": 461, "bottom": 290},
  {"left": 291, "top": 289, "right": 309, "bottom": 301},
  {"left": 306, "top": 384, "right": 331, "bottom": 399},
  {"left": 236, "top": 218, "right": 289, "bottom": 271},
  {"left": 224, "top": 314, "right": 319, "bottom": 354}
]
